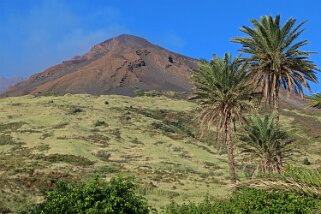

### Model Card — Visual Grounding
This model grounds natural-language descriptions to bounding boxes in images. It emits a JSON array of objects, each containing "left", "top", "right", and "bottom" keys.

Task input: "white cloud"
[
  {"left": 55, "top": 24, "right": 128, "bottom": 58},
  {"left": 0, "top": 0, "right": 129, "bottom": 77}
]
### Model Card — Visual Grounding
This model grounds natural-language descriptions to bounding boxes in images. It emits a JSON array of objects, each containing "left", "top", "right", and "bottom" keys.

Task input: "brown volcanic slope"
[{"left": 2, "top": 34, "right": 198, "bottom": 97}]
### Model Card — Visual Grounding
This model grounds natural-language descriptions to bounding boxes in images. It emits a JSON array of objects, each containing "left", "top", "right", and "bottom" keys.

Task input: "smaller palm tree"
[
  {"left": 191, "top": 53, "right": 255, "bottom": 184},
  {"left": 308, "top": 93, "right": 321, "bottom": 109},
  {"left": 240, "top": 114, "right": 294, "bottom": 176}
]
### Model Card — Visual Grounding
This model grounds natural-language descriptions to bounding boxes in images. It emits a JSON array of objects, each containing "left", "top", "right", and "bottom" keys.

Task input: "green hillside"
[{"left": 0, "top": 94, "right": 320, "bottom": 212}]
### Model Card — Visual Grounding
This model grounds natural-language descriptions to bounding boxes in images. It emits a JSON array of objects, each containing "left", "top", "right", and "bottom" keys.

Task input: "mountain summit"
[{"left": 2, "top": 34, "right": 198, "bottom": 96}]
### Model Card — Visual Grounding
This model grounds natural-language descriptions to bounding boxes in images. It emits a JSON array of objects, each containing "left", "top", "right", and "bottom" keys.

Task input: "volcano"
[{"left": 2, "top": 34, "right": 198, "bottom": 97}]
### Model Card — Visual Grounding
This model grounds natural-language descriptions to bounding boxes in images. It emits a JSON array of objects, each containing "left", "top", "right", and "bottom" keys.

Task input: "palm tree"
[
  {"left": 191, "top": 53, "right": 254, "bottom": 184},
  {"left": 308, "top": 93, "right": 321, "bottom": 109},
  {"left": 239, "top": 114, "right": 294, "bottom": 176},
  {"left": 232, "top": 15, "right": 319, "bottom": 123}
]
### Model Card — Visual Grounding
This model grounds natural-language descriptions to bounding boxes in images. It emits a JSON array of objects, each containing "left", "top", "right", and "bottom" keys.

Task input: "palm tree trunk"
[
  {"left": 251, "top": 164, "right": 260, "bottom": 179},
  {"left": 276, "top": 152, "right": 283, "bottom": 173},
  {"left": 273, "top": 88, "right": 280, "bottom": 124},
  {"left": 224, "top": 113, "right": 237, "bottom": 184}
]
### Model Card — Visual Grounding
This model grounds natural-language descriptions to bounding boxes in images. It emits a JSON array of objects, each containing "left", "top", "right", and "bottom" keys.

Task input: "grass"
[{"left": 0, "top": 94, "right": 320, "bottom": 212}]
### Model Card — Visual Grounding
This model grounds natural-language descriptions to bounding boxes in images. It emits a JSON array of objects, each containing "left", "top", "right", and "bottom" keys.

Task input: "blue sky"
[{"left": 1, "top": 0, "right": 321, "bottom": 92}]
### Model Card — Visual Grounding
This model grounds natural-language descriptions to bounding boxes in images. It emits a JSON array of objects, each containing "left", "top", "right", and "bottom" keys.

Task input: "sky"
[{"left": 1, "top": 0, "right": 321, "bottom": 93}]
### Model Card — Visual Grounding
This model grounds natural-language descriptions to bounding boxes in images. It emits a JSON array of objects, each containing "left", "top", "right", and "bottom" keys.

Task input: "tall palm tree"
[
  {"left": 239, "top": 114, "right": 294, "bottom": 176},
  {"left": 308, "top": 93, "right": 321, "bottom": 109},
  {"left": 232, "top": 15, "right": 319, "bottom": 123},
  {"left": 191, "top": 53, "right": 254, "bottom": 184}
]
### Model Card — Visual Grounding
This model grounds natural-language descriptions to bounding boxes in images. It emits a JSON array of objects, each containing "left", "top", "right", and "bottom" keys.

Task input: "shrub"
[
  {"left": 303, "top": 157, "right": 311, "bottom": 165},
  {"left": 96, "top": 150, "right": 111, "bottom": 161},
  {"left": 87, "top": 134, "right": 110, "bottom": 147},
  {"left": 131, "top": 138, "right": 144, "bottom": 145},
  {"left": 112, "top": 129, "right": 121, "bottom": 139},
  {"left": 94, "top": 164, "right": 122, "bottom": 174},
  {"left": 229, "top": 188, "right": 319, "bottom": 213},
  {"left": 29, "top": 176, "right": 150, "bottom": 214},
  {"left": 0, "top": 134, "right": 15, "bottom": 145},
  {"left": 94, "top": 120, "right": 107, "bottom": 127},
  {"left": 165, "top": 188, "right": 320, "bottom": 214},
  {"left": 0, "top": 122, "right": 26, "bottom": 132},
  {"left": 134, "top": 89, "right": 145, "bottom": 96},
  {"left": 33, "top": 154, "right": 95, "bottom": 166},
  {"left": 163, "top": 91, "right": 176, "bottom": 98},
  {"left": 0, "top": 206, "right": 12, "bottom": 214},
  {"left": 70, "top": 107, "right": 83, "bottom": 114},
  {"left": 151, "top": 122, "right": 176, "bottom": 133},
  {"left": 144, "top": 90, "right": 162, "bottom": 97}
]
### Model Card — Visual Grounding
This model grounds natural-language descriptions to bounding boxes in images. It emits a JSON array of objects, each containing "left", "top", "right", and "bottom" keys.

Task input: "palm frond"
[
  {"left": 239, "top": 178, "right": 321, "bottom": 198},
  {"left": 237, "top": 166, "right": 321, "bottom": 198},
  {"left": 308, "top": 93, "right": 321, "bottom": 108}
]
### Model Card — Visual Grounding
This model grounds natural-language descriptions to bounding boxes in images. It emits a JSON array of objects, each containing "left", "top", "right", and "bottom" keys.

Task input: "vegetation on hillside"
[{"left": 0, "top": 94, "right": 320, "bottom": 212}]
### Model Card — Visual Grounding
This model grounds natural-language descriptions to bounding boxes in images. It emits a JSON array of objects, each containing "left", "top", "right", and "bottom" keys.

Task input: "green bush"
[
  {"left": 0, "top": 134, "right": 15, "bottom": 145},
  {"left": 165, "top": 188, "right": 320, "bottom": 214},
  {"left": 94, "top": 120, "right": 107, "bottom": 127},
  {"left": 95, "top": 150, "right": 111, "bottom": 161},
  {"left": 134, "top": 88, "right": 145, "bottom": 96},
  {"left": 70, "top": 107, "right": 83, "bottom": 114},
  {"left": 29, "top": 176, "right": 149, "bottom": 214},
  {"left": 33, "top": 154, "right": 95, "bottom": 166},
  {"left": 144, "top": 90, "right": 162, "bottom": 97},
  {"left": 303, "top": 157, "right": 311, "bottom": 165},
  {"left": 0, "top": 205, "right": 12, "bottom": 214}
]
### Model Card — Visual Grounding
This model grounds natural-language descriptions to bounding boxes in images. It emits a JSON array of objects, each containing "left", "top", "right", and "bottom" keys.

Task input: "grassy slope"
[{"left": 0, "top": 94, "right": 320, "bottom": 212}]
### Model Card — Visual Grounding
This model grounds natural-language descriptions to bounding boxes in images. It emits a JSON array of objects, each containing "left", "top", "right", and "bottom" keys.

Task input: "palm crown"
[
  {"left": 191, "top": 53, "right": 254, "bottom": 132},
  {"left": 232, "top": 15, "right": 319, "bottom": 121}
]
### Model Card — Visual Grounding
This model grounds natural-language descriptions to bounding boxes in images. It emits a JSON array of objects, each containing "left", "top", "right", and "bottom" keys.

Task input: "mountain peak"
[
  {"left": 100, "top": 34, "right": 153, "bottom": 48},
  {"left": 83, "top": 34, "right": 154, "bottom": 60},
  {"left": 114, "top": 34, "right": 148, "bottom": 42},
  {"left": 2, "top": 34, "right": 197, "bottom": 97}
]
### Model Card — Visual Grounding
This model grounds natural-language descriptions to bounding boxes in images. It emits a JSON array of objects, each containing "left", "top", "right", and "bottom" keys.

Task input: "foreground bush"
[
  {"left": 165, "top": 188, "right": 320, "bottom": 214},
  {"left": 29, "top": 176, "right": 149, "bottom": 214}
]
